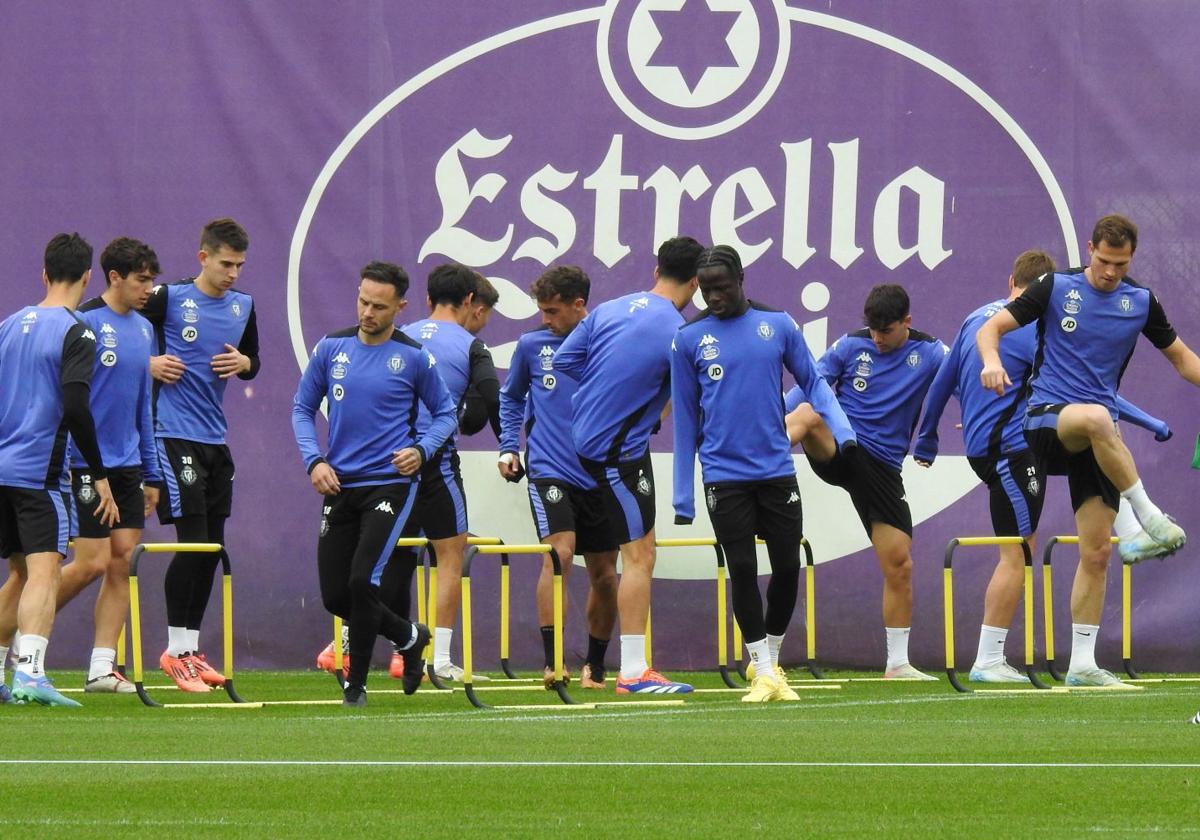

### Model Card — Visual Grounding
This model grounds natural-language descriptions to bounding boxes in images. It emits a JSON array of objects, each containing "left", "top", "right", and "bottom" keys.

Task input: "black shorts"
[
  {"left": 706, "top": 477, "right": 803, "bottom": 545},
  {"left": 527, "top": 479, "right": 618, "bottom": 554},
  {"left": 319, "top": 481, "right": 418, "bottom": 588},
  {"left": 1024, "top": 404, "right": 1119, "bottom": 512},
  {"left": 156, "top": 438, "right": 235, "bottom": 524},
  {"left": 580, "top": 450, "right": 656, "bottom": 544},
  {"left": 967, "top": 450, "right": 1045, "bottom": 538},
  {"left": 809, "top": 445, "right": 912, "bottom": 537},
  {"left": 0, "top": 485, "right": 75, "bottom": 558},
  {"left": 406, "top": 448, "right": 467, "bottom": 541},
  {"left": 74, "top": 467, "right": 145, "bottom": 538}
]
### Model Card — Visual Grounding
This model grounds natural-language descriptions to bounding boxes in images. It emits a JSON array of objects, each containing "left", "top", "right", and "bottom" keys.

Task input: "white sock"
[
  {"left": 89, "top": 647, "right": 116, "bottom": 681},
  {"left": 1120, "top": 480, "right": 1163, "bottom": 526},
  {"left": 747, "top": 638, "right": 772, "bottom": 678},
  {"left": 12, "top": 631, "right": 21, "bottom": 660},
  {"left": 433, "top": 627, "right": 453, "bottom": 669},
  {"left": 167, "top": 626, "right": 190, "bottom": 656},
  {"left": 1070, "top": 623, "right": 1100, "bottom": 672},
  {"left": 619, "top": 634, "right": 648, "bottom": 680},
  {"left": 186, "top": 628, "right": 200, "bottom": 652},
  {"left": 0, "top": 644, "right": 8, "bottom": 671},
  {"left": 766, "top": 633, "right": 785, "bottom": 670},
  {"left": 1114, "top": 498, "right": 1142, "bottom": 540},
  {"left": 16, "top": 634, "right": 48, "bottom": 677},
  {"left": 885, "top": 627, "right": 911, "bottom": 671},
  {"left": 973, "top": 625, "right": 1008, "bottom": 669}
]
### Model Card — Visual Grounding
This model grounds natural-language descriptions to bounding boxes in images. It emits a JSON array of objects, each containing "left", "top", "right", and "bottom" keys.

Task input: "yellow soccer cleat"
[{"left": 741, "top": 673, "right": 783, "bottom": 703}]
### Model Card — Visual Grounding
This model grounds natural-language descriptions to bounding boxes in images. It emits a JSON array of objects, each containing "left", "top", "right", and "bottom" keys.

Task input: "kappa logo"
[
  {"left": 374, "top": 501, "right": 395, "bottom": 514},
  {"left": 856, "top": 352, "right": 873, "bottom": 363},
  {"left": 100, "top": 323, "right": 115, "bottom": 333},
  {"left": 787, "top": 491, "right": 800, "bottom": 504},
  {"left": 181, "top": 299, "right": 200, "bottom": 324},
  {"left": 1066, "top": 289, "right": 1082, "bottom": 300},
  {"left": 1063, "top": 289, "right": 1082, "bottom": 315},
  {"left": 699, "top": 334, "right": 719, "bottom": 346},
  {"left": 100, "top": 324, "right": 117, "bottom": 348},
  {"left": 428, "top": 353, "right": 437, "bottom": 367},
  {"left": 81, "top": 329, "right": 96, "bottom": 341},
  {"left": 539, "top": 345, "right": 555, "bottom": 370},
  {"left": 700, "top": 333, "right": 720, "bottom": 360},
  {"left": 629, "top": 296, "right": 649, "bottom": 313},
  {"left": 333, "top": 352, "right": 351, "bottom": 364}
]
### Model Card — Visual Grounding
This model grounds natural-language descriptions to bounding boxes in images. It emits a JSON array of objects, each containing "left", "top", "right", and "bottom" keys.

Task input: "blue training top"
[
  {"left": 499, "top": 327, "right": 595, "bottom": 489},
  {"left": 671, "top": 302, "right": 856, "bottom": 523},
  {"left": 292, "top": 327, "right": 457, "bottom": 487},
  {"left": 553, "top": 291, "right": 683, "bottom": 464},
  {"left": 68, "top": 297, "right": 161, "bottom": 481}
]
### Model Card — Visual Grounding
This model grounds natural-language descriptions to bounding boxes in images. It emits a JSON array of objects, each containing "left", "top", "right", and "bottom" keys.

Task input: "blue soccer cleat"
[
  {"left": 0, "top": 683, "right": 17, "bottom": 704},
  {"left": 11, "top": 671, "right": 82, "bottom": 707},
  {"left": 615, "top": 669, "right": 693, "bottom": 694}
]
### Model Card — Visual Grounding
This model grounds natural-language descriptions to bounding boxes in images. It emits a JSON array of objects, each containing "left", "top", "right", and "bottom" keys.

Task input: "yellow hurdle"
[{"left": 1041, "top": 536, "right": 1123, "bottom": 679}]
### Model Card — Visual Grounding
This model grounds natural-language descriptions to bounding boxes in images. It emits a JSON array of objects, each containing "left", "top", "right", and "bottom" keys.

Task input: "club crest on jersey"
[
  {"left": 852, "top": 376, "right": 868, "bottom": 391},
  {"left": 332, "top": 351, "right": 351, "bottom": 380},
  {"left": 1028, "top": 476, "right": 1040, "bottom": 496},
  {"left": 100, "top": 350, "right": 117, "bottom": 367},
  {"left": 100, "top": 323, "right": 117, "bottom": 348},
  {"left": 906, "top": 351, "right": 920, "bottom": 368},
  {"left": 388, "top": 354, "right": 406, "bottom": 373},
  {"left": 699, "top": 333, "right": 720, "bottom": 360},
  {"left": 1120, "top": 296, "right": 1132, "bottom": 312},
  {"left": 179, "top": 465, "right": 197, "bottom": 486},
  {"left": 707, "top": 362, "right": 724, "bottom": 381},
  {"left": 332, "top": 384, "right": 345, "bottom": 401},
  {"left": 545, "top": 485, "right": 563, "bottom": 504},
  {"left": 181, "top": 326, "right": 199, "bottom": 343},
  {"left": 628, "top": 296, "right": 649, "bottom": 313},
  {"left": 706, "top": 487, "right": 717, "bottom": 511},
  {"left": 231, "top": 302, "right": 242, "bottom": 317},
  {"left": 757, "top": 321, "right": 774, "bottom": 340},
  {"left": 77, "top": 483, "right": 96, "bottom": 505},
  {"left": 539, "top": 345, "right": 555, "bottom": 370},
  {"left": 855, "top": 352, "right": 872, "bottom": 377},
  {"left": 636, "top": 472, "right": 652, "bottom": 496},
  {"left": 419, "top": 323, "right": 439, "bottom": 340},
  {"left": 542, "top": 373, "right": 556, "bottom": 389},
  {"left": 1060, "top": 316, "right": 1077, "bottom": 333},
  {"left": 181, "top": 299, "right": 200, "bottom": 324}
]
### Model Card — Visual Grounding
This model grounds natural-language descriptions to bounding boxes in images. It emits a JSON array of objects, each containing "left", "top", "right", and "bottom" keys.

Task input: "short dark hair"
[
  {"left": 531, "top": 265, "right": 590, "bottom": 304},
  {"left": 426, "top": 263, "right": 477, "bottom": 306},
  {"left": 200, "top": 217, "right": 249, "bottom": 254},
  {"left": 1011, "top": 249, "right": 1055, "bottom": 289},
  {"left": 863, "top": 283, "right": 910, "bottom": 330},
  {"left": 472, "top": 272, "right": 499, "bottom": 308},
  {"left": 100, "top": 237, "right": 161, "bottom": 285},
  {"left": 656, "top": 236, "right": 705, "bottom": 283},
  {"left": 1091, "top": 214, "right": 1137, "bottom": 254},
  {"left": 695, "top": 245, "right": 743, "bottom": 280},
  {"left": 44, "top": 233, "right": 93, "bottom": 283},
  {"left": 361, "top": 261, "right": 409, "bottom": 298}
]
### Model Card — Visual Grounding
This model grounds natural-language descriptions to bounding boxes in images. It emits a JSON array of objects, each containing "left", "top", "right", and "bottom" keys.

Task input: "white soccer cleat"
[
  {"left": 968, "top": 662, "right": 1031, "bottom": 684},
  {"left": 884, "top": 663, "right": 939, "bottom": 681},
  {"left": 1118, "top": 529, "right": 1178, "bottom": 565},
  {"left": 432, "top": 662, "right": 490, "bottom": 682},
  {"left": 1064, "top": 667, "right": 1136, "bottom": 689},
  {"left": 1139, "top": 513, "right": 1186, "bottom": 553}
]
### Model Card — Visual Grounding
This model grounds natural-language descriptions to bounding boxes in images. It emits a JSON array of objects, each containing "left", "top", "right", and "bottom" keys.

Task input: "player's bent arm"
[
  {"left": 976, "top": 310, "right": 1018, "bottom": 394},
  {"left": 1159, "top": 337, "right": 1200, "bottom": 388},
  {"left": 550, "top": 314, "right": 590, "bottom": 381},
  {"left": 786, "top": 326, "right": 856, "bottom": 450},
  {"left": 669, "top": 336, "right": 701, "bottom": 525},
  {"left": 234, "top": 304, "right": 261, "bottom": 380}
]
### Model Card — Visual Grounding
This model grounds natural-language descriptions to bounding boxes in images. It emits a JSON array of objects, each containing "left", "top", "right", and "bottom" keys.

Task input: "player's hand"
[
  {"left": 143, "top": 485, "right": 160, "bottom": 518},
  {"left": 979, "top": 361, "right": 1011, "bottom": 396},
  {"left": 211, "top": 344, "right": 250, "bottom": 379},
  {"left": 311, "top": 462, "right": 341, "bottom": 495},
  {"left": 392, "top": 447, "right": 423, "bottom": 476},
  {"left": 150, "top": 354, "right": 186, "bottom": 383},
  {"left": 914, "top": 458, "right": 931, "bottom": 468},
  {"left": 498, "top": 452, "right": 520, "bottom": 480},
  {"left": 92, "top": 477, "right": 120, "bottom": 528}
]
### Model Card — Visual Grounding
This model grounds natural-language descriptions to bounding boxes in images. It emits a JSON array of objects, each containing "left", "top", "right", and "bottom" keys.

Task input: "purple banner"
[{"left": 3, "top": 1, "right": 1197, "bottom": 671}]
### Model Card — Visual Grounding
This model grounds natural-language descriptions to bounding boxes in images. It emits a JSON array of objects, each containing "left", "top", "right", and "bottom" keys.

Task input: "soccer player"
[
  {"left": 57, "top": 238, "right": 163, "bottom": 692},
  {"left": 144, "top": 218, "right": 260, "bottom": 692},
  {"left": 977, "top": 215, "right": 1199, "bottom": 686},
  {"left": 785, "top": 284, "right": 947, "bottom": 679},
  {"left": 672, "top": 246, "right": 856, "bottom": 702},
  {"left": 0, "top": 233, "right": 118, "bottom": 706},
  {"left": 499, "top": 266, "right": 619, "bottom": 689},
  {"left": 553, "top": 236, "right": 704, "bottom": 694},
  {"left": 915, "top": 250, "right": 1172, "bottom": 682},
  {"left": 292, "top": 261, "right": 454, "bottom": 705}
]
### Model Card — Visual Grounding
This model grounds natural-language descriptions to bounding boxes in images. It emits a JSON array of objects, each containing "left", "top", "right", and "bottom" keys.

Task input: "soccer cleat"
[
  {"left": 84, "top": 671, "right": 137, "bottom": 694},
  {"left": 580, "top": 663, "right": 606, "bottom": 689},
  {"left": 389, "top": 649, "right": 404, "bottom": 679},
  {"left": 1119, "top": 527, "right": 1181, "bottom": 565},
  {"left": 1140, "top": 513, "right": 1186, "bottom": 552},
  {"left": 884, "top": 663, "right": 939, "bottom": 681},
  {"left": 615, "top": 669, "right": 693, "bottom": 695},
  {"left": 773, "top": 667, "right": 801, "bottom": 701},
  {"left": 968, "top": 662, "right": 1031, "bottom": 683},
  {"left": 159, "top": 651, "right": 210, "bottom": 692},
  {"left": 318, "top": 642, "right": 351, "bottom": 677},
  {"left": 1065, "top": 667, "right": 1136, "bottom": 688},
  {"left": 400, "top": 623, "right": 432, "bottom": 695},
  {"left": 0, "top": 683, "right": 16, "bottom": 704},
  {"left": 11, "top": 672, "right": 82, "bottom": 707},
  {"left": 742, "top": 673, "right": 784, "bottom": 703},
  {"left": 342, "top": 684, "right": 367, "bottom": 707},
  {"left": 186, "top": 653, "right": 227, "bottom": 687},
  {"left": 1190, "top": 710, "right": 1200, "bottom": 725},
  {"left": 543, "top": 667, "right": 572, "bottom": 690},
  {"left": 432, "top": 662, "right": 490, "bottom": 682}
]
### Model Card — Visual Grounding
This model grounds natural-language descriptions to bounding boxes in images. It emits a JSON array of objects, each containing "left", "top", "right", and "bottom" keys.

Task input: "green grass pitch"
[{"left": 3, "top": 668, "right": 1200, "bottom": 837}]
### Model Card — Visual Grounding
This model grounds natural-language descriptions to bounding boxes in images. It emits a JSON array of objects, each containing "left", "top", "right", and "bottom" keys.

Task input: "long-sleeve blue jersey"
[
  {"left": 143, "top": 280, "right": 260, "bottom": 444},
  {"left": 788, "top": 328, "right": 948, "bottom": 469},
  {"left": 1006, "top": 270, "right": 1177, "bottom": 420},
  {"left": 553, "top": 291, "right": 683, "bottom": 463},
  {"left": 0, "top": 306, "right": 95, "bottom": 490},
  {"left": 499, "top": 327, "right": 594, "bottom": 488},
  {"left": 401, "top": 318, "right": 486, "bottom": 451},
  {"left": 916, "top": 297, "right": 1171, "bottom": 462},
  {"left": 292, "top": 327, "right": 457, "bottom": 487},
  {"left": 68, "top": 298, "right": 161, "bottom": 481},
  {"left": 671, "top": 303, "right": 856, "bottom": 523}
]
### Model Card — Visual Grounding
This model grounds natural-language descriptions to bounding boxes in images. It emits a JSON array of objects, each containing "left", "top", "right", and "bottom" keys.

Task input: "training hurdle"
[
  {"left": 943, "top": 537, "right": 1049, "bottom": 693},
  {"left": 1041, "top": 536, "right": 1133, "bottom": 680},
  {"left": 128, "top": 542, "right": 246, "bottom": 708}
]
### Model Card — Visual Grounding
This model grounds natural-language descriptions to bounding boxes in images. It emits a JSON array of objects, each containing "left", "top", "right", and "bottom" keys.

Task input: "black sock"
[
  {"left": 587, "top": 635, "right": 609, "bottom": 676},
  {"left": 540, "top": 626, "right": 555, "bottom": 669}
]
